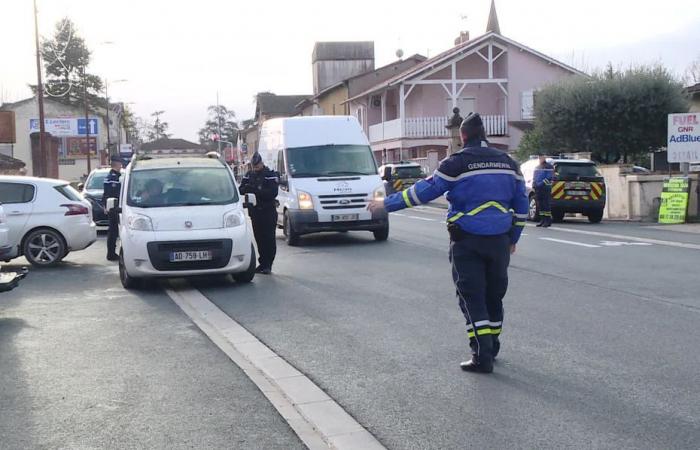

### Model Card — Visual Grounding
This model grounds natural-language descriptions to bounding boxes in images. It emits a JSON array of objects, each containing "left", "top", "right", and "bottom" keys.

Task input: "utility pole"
[
  {"left": 33, "top": 0, "right": 47, "bottom": 177},
  {"left": 105, "top": 81, "right": 111, "bottom": 159},
  {"left": 82, "top": 66, "right": 92, "bottom": 174},
  {"left": 216, "top": 91, "right": 222, "bottom": 154}
]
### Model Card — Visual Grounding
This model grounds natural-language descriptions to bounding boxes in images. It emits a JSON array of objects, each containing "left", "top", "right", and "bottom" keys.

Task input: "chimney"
[{"left": 454, "top": 31, "right": 470, "bottom": 46}]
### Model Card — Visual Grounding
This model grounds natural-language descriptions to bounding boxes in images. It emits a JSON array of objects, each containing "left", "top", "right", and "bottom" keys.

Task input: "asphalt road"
[
  {"left": 2, "top": 211, "right": 699, "bottom": 449},
  {"left": 196, "top": 208, "right": 700, "bottom": 450},
  {"left": 0, "top": 240, "right": 303, "bottom": 449}
]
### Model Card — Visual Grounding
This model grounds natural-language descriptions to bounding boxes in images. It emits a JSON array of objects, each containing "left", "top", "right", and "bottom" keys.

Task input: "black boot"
[
  {"left": 536, "top": 220, "right": 544, "bottom": 227},
  {"left": 542, "top": 217, "right": 552, "bottom": 228},
  {"left": 460, "top": 356, "right": 494, "bottom": 373},
  {"left": 461, "top": 335, "right": 494, "bottom": 373},
  {"left": 492, "top": 336, "right": 501, "bottom": 360}
]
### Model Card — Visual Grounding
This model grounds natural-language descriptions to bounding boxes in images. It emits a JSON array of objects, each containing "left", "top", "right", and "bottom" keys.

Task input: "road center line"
[
  {"left": 539, "top": 237, "right": 601, "bottom": 248},
  {"left": 165, "top": 283, "right": 384, "bottom": 450},
  {"left": 531, "top": 225, "right": 700, "bottom": 251}
]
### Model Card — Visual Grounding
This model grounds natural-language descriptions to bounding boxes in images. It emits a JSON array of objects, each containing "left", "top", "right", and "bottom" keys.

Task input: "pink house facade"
[{"left": 346, "top": 14, "right": 585, "bottom": 167}]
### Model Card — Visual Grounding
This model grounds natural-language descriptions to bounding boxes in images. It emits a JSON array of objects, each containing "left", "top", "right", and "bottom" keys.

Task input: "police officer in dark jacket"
[
  {"left": 103, "top": 156, "right": 123, "bottom": 261},
  {"left": 533, "top": 154, "right": 554, "bottom": 227},
  {"left": 369, "top": 113, "right": 529, "bottom": 374},
  {"left": 240, "top": 152, "right": 279, "bottom": 275}
]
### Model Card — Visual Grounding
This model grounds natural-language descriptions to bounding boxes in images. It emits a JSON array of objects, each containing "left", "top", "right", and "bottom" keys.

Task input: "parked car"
[
  {"left": 257, "top": 116, "right": 389, "bottom": 245},
  {"left": 78, "top": 167, "right": 112, "bottom": 226},
  {"left": 0, "top": 204, "right": 10, "bottom": 259},
  {"left": 378, "top": 162, "right": 426, "bottom": 195},
  {"left": 0, "top": 176, "right": 97, "bottom": 266},
  {"left": 520, "top": 157, "right": 606, "bottom": 223},
  {"left": 112, "top": 155, "right": 257, "bottom": 289}
]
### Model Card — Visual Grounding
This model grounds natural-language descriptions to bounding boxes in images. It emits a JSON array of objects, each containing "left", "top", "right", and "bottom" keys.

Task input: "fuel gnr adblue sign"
[{"left": 667, "top": 113, "right": 700, "bottom": 163}]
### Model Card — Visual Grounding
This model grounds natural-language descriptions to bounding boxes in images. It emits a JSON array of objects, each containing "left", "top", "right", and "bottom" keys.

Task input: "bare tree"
[{"left": 684, "top": 55, "right": 700, "bottom": 85}]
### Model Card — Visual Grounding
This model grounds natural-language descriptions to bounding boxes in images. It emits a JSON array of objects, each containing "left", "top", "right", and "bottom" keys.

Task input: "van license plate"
[
  {"left": 170, "top": 250, "right": 213, "bottom": 262},
  {"left": 332, "top": 214, "right": 359, "bottom": 222}
]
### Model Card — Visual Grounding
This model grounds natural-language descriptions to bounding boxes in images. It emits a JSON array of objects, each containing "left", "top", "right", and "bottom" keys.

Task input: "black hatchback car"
[
  {"left": 79, "top": 168, "right": 112, "bottom": 226},
  {"left": 522, "top": 158, "right": 606, "bottom": 223}
]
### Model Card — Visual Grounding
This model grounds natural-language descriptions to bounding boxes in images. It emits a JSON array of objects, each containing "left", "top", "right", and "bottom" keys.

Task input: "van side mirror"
[
  {"left": 382, "top": 167, "right": 392, "bottom": 181},
  {"left": 77, "top": 183, "right": 84, "bottom": 192},
  {"left": 279, "top": 174, "right": 288, "bottom": 187},
  {"left": 243, "top": 193, "right": 257, "bottom": 208},
  {"left": 106, "top": 197, "right": 119, "bottom": 213}
]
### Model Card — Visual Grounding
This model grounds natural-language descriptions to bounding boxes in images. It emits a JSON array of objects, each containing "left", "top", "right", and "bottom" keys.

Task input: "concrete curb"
[{"left": 166, "top": 283, "right": 385, "bottom": 450}]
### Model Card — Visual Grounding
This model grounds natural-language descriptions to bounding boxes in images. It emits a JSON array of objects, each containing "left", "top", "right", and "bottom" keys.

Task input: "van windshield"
[
  {"left": 286, "top": 145, "right": 377, "bottom": 178},
  {"left": 127, "top": 167, "right": 237, "bottom": 208}
]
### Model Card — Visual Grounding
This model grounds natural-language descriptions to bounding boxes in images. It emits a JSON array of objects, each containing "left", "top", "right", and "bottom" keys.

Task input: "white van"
[
  {"left": 112, "top": 155, "right": 257, "bottom": 289},
  {"left": 257, "top": 116, "right": 388, "bottom": 245}
]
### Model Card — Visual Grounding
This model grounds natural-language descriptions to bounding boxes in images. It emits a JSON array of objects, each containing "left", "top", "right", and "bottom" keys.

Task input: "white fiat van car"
[
  {"left": 257, "top": 116, "right": 388, "bottom": 245},
  {"left": 111, "top": 155, "right": 256, "bottom": 289}
]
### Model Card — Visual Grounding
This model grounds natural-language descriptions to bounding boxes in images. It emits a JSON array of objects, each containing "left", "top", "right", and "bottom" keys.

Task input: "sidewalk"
[
  {"left": 0, "top": 243, "right": 302, "bottom": 449},
  {"left": 646, "top": 223, "right": 700, "bottom": 234}
]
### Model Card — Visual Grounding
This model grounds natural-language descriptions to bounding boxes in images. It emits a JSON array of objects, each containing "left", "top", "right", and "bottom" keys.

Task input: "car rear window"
[
  {"left": 395, "top": 166, "right": 424, "bottom": 178},
  {"left": 555, "top": 164, "right": 601, "bottom": 178},
  {"left": 54, "top": 185, "right": 83, "bottom": 201},
  {"left": 0, "top": 182, "right": 35, "bottom": 203}
]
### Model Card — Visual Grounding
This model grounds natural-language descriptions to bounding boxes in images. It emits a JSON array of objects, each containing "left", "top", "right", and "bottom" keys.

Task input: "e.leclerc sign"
[{"left": 667, "top": 113, "right": 700, "bottom": 163}]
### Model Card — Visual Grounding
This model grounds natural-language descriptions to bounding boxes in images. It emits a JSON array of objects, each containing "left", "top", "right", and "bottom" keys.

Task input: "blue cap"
[
  {"left": 110, "top": 156, "right": 123, "bottom": 163},
  {"left": 251, "top": 152, "right": 262, "bottom": 165}
]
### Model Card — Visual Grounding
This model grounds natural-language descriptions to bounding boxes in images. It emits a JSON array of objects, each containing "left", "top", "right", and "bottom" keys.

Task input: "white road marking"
[
  {"left": 530, "top": 225, "right": 700, "bottom": 251},
  {"left": 406, "top": 215, "right": 437, "bottom": 222},
  {"left": 539, "top": 237, "right": 601, "bottom": 248},
  {"left": 165, "top": 283, "right": 385, "bottom": 450},
  {"left": 599, "top": 241, "right": 653, "bottom": 247}
]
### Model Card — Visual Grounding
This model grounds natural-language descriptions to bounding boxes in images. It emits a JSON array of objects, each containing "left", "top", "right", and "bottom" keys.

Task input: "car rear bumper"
[
  {"left": 288, "top": 209, "right": 389, "bottom": 234},
  {"left": 63, "top": 220, "right": 97, "bottom": 251},
  {"left": 552, "top": 199, "right": 606, "bottom": 213}
]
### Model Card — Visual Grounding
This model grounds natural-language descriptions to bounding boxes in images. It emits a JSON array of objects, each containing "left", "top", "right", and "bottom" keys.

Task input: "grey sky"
[{"left": 2, "top": 0, "right": 699, "bottom": 141}]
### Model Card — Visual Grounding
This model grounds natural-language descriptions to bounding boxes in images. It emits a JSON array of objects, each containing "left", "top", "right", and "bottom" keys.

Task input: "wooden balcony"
[{"left": 368, "top": 115, "right": 507, "bottom": 143}]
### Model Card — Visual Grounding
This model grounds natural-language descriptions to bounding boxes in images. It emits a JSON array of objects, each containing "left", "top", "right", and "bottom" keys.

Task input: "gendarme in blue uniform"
[
  {"left": 103, "top": 161, "right": 122, "bottom": 261},
  {"left": 383, "top": 116, "right": 528, "bottom": 373},
  {"left": 533, "top": 159, "right": 554, "bottom": 227}
]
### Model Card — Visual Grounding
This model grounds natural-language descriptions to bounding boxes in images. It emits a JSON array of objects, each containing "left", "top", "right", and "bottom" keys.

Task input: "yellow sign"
[{"left": 658, "top": 177, "right": 690, "bottom": 224}]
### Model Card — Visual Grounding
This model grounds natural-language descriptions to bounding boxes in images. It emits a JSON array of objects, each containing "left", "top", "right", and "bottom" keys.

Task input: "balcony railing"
[{"left": 368, "top": 115, "right": 507, "bottom": 143}]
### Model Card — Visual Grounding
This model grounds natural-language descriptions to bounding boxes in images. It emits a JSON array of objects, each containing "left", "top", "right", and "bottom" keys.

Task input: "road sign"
[
  {"left": 667, "top": 113, "right": 700, "bottom": 163},
  {"left": 77, "top": 118, "right": 99, "bottom": 135},
  {"left": 30, "top": 118, "right": 78, "bottom": 137},
  {"left": 658, "top": 177, "right": 690, "bottom": 224},
  {"left": 119, "top": 144, "right": 133, "bottom": 155}
]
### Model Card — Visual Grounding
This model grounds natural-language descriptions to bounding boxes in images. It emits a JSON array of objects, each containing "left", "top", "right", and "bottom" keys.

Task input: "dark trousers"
[
  {"left": 251, "top": 207, "right": 277, "bottom": 269},
  {"left": 449, "top": 233, "right": 511, "bottom": 362},
  {"left": 536, "top": 186, "right": 552, "bottom": 222},
  {"left": 106, "top": 208, "right": 119, "bottom": 257}
]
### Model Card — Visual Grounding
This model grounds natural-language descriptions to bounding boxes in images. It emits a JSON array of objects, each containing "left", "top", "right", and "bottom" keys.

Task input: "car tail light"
[{"left": 61, "top": 203, "right": 90, "bottom": 216}]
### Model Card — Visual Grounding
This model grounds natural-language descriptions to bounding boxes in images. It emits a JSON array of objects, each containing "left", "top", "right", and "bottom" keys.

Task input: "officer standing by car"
[
  {"left": 533, "top": 153, "right": 554, "bottom": 227},
  {"left": 103, "top": 156, "right": 123, "bottom": 261},
  {"left": 239, "top": 152, "right": 279, "bottom": 275},
  {"left": 368, "top": 113, "right": 529, "bottom": 374}
]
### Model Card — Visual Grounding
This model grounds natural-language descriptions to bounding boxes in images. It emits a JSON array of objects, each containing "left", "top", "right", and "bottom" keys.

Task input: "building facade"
[
  {"left": 346, "top": 1, "right": 585, "bottom": 170},
  {"left": 0, "top": 97, "right": 125, "bottom": 181}
]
